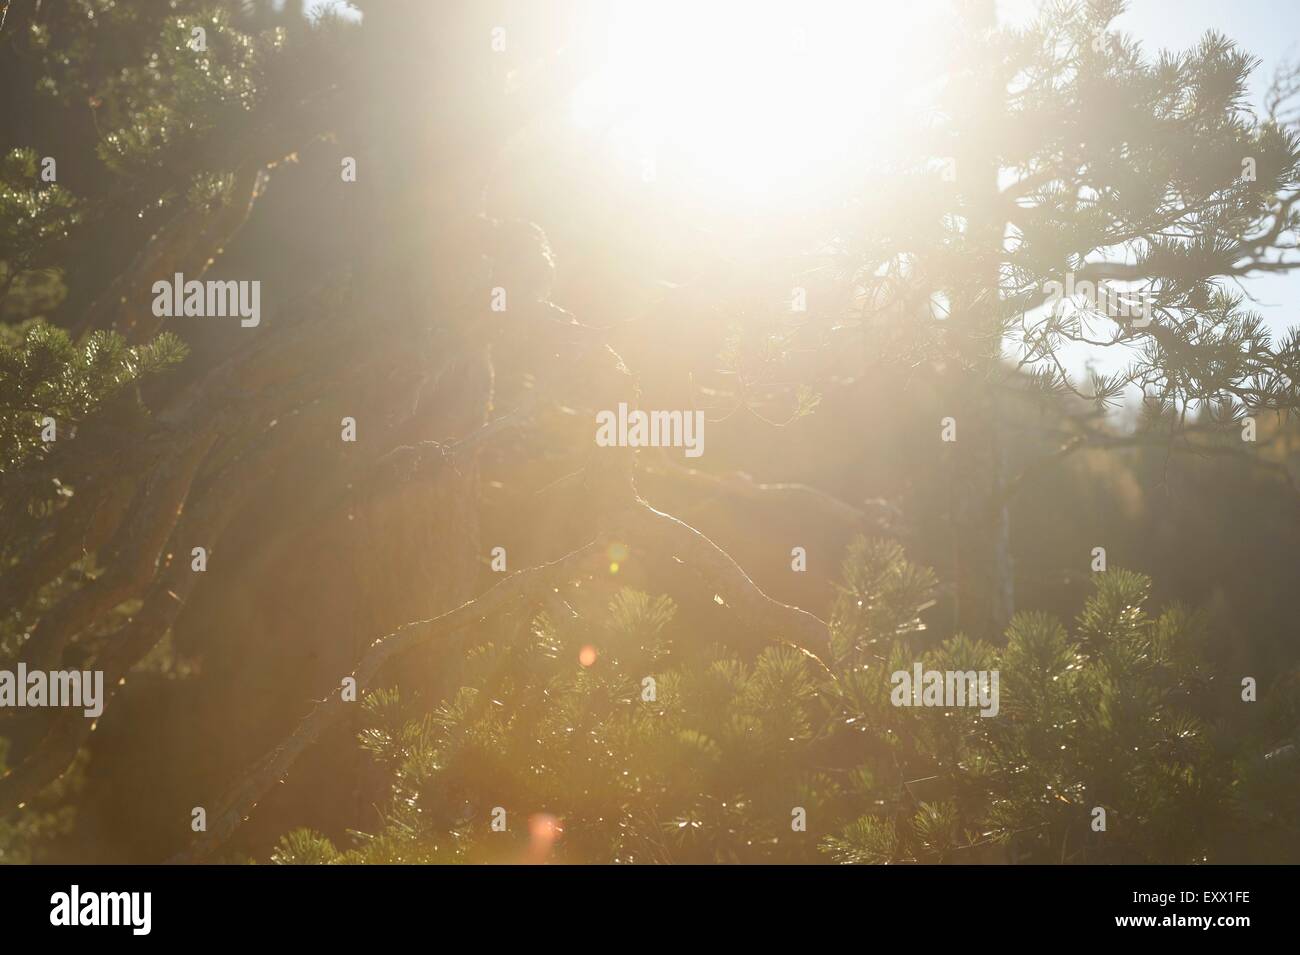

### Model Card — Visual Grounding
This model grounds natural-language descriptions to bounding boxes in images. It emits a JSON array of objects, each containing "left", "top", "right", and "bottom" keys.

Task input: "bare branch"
[{"left": 644, "top": 450, "right": 894, "bottom": 530}]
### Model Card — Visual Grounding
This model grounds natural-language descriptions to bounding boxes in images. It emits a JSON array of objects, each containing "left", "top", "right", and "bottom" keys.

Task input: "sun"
[{"left": 571, "top": 1, "right": 943, "bottom": 199}]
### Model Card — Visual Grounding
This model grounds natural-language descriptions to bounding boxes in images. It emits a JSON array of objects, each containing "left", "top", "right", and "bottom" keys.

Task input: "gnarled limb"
[
  {"left": 0, "top": 423, "right": 310, "bottom": 814},
  {"left": 79, "top": 162, "right": 269, "bottom": 344},
  {"left": 0, "top": 345, "right": 480, "bottom": 812},
  {"left": 19, "top": 428, "right": 220, "bottom": 670},
  {"left": 0, "top": 474, "right": 135, "bottom": 615}
]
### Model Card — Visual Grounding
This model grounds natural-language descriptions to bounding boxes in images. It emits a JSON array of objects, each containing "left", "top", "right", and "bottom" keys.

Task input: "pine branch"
[
  {"left": 170, "top": 487, "right": 837, "bottom": 861},
  {"left": 170, "top": 537, "right": 608, "bottom": 862}
]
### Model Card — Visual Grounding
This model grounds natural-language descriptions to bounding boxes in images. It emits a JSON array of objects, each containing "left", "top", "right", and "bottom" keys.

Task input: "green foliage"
[
  {"left": 993, "top": 5, "right": 1300, "bottom": 416},
  {"left": 0, "top": 738, "right": 83, "bottom": 865},
  {"left": 291, "top": 589, "right": 833, "bottom": 863},
  {"left": 0, "top": 321, "right": 186, "bottom": 473},
  {"left": 280, "top": 538, "right": 1292, "bottom": 864},
  {"left": 1, "top": 0, "right": 1296, "bottom": 868},
  {"left": 94, "top": 8, "right": 278, "bottom": 179},
  {"left": 0, "top": 149, "right": 82, "bottom": 321},
  {"left": 827, "top": 562, "right": 1234, "bottom": 864},
  {"left": 271, "top": 828, "right": 343, "bottom": 866}
]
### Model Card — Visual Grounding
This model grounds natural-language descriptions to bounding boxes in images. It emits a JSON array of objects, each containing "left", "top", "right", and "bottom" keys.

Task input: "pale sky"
[
  {"left": 1004, "top": 0, "right": 1300, "bottom": 338},
  {"left": 1125, "top": 0, "right": 1300, "bottom": 334}
]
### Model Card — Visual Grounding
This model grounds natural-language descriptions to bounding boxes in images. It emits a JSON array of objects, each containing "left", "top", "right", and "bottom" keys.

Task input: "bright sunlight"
[{"left": 571, "top": 1, "right": 945, "bottom": 196}]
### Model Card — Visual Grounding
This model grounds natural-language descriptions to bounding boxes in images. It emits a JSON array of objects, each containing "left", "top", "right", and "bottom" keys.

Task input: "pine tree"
[
  {"left": 1, "top": 0, "right": 1297, "bottom": 865},
  {"left": 270, "top": 538, "right": 1296, "bottom": 864}
]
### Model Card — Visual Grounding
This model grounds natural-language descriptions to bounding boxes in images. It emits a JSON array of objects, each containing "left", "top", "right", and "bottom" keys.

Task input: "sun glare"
[{"left": 572, "top": 1, "right": 941, "bottom": 198}]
